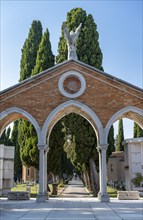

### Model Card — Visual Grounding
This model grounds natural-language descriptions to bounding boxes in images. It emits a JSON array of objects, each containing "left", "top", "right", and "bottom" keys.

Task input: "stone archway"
[
  {"left": 105, "top": 106, "right": 143, "bottom": 144},
  {"left": 0, "top": 107, "right": 44, "bottom": 145},
  {"left": 38, "top": 100, "right": 110, "bottom": 202},
  {"left": 42, "top": 100, "right": 104, "bottom": 144}
]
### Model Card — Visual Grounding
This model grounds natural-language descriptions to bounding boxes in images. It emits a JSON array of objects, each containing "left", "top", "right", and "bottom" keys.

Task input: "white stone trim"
[
  {"left": 105, "top": 106, "right": 143, "bottom": 144},
  {"left": 0, "top": 107, "right": 44, "bottom": 145},
  {"left": 122, "top": 137, "right": 143, "bottom": 145},
  {"left": 58, "top": 71, "right": 86, "bottom": 98},
  {"left": 42, "top": 100, "right": 104, "bottom": 145}
]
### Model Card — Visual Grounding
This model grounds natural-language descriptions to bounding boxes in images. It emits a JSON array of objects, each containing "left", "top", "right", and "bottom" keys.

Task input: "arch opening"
[
  {"left": 106, "top": 107, "right": 143, "bottom": 194},
  {"left": 105, "top": 106, "right": 143, "bottom": 144},
  {"left": 47, "top": 111, "right": 100, "bottom": 197},
  {"left": 0, "top": 107, "right": 43, "bottom": 145},
  {"left": 42, "top": 100, "right": 104, "bottom": 146}
]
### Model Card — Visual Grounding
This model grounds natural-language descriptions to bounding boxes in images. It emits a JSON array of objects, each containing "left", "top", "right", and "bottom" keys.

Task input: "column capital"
[
  {"left": 37, "top": 144, "right": 47, "bottom": 151},
  {"left": 97, "top": 144, "right": 108, "bottom": 151}
]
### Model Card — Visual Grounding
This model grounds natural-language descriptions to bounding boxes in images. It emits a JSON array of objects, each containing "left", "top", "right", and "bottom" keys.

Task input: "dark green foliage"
[
  {"left": 56, "top": 8, "right": 103, "bottom": 70},
  {"left": 133, "top": 122, "right": 138, "bottom": 138},
  {"left": 18, "top": 120, "right": 39, "bottom": 169},
  {"left": 48, "top": 120, "right": 73, "bottom": 176},
  {"left": 107, "top": 125, "right": 115, "bottom": 160},
  {"left": 62, "top": 113, "right": 98, "bottom": 172},
  {"left": 17, "top": 21, "right": 55, "bottom": 171},
  {"left": 117, "top": 119, "right": 124, "bottom": 151},
  {"left": 0, "top": 129, "right": 6, "bottom": 144},
  {"left": 55, "top": 8, "right": 103, "bottom": 191},
  {"left": 131, "top": 172, "right": 143, "bottom": 187},
  {"left": 133, "top": 122, "right": 143, "bottom": 138},
  {"left": 0, "top": 127, "right": 12, "bottom": 145},
  {"left": 32, "top": 28, "right": 55, "bottom": 75},
  {"left": 11, "top": 121, "right": 22, "bottom": 181},
  {"left": 19, "top": 20, "right": 42, "bottom": 81}
]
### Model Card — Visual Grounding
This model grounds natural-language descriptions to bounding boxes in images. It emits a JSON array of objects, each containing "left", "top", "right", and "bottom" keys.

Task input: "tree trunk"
[
  {"left": 82, "top": 171, "right": 91, "bottom": 191},
  {"left": 89, "top": 158, "right": 99, "bottom": 196},
  {"left": 85, "top": 170, "right": 91, "bottom": 191}
]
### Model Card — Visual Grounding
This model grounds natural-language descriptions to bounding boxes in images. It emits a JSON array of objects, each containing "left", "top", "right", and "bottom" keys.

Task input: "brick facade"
[
  {"left": 0, "top": 60, "right": 142, "bottom": 133},
  {"left": 0, "top": 59, "right": 142, "bottom": 202}
]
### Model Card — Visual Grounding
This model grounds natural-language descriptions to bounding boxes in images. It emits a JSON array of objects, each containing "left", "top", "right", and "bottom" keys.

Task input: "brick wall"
[{"left": 0, "top": 60, "right": 142, "bottom": 130}]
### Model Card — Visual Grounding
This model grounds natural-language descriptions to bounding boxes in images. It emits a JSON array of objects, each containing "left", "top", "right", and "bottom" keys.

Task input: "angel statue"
[{"left": 63, "top": 23, "right": 82, "bottom": 60}]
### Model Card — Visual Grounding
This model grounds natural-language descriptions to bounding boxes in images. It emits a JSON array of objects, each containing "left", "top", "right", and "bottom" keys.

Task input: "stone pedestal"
[
  {"left": 36, "top": 193, "right": 48, "bottom": 203},
  {"left": 0, "top": 145, "right": 15, "bottom": 196},
  {"left": 8, "top": 191, "right": 30, "bottom": 200},
  {"left": 117, "top": 191, "right": 140, "bottom": 200}
]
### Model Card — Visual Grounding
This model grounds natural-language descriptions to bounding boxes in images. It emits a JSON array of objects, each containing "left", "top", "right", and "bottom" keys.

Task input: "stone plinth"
[
  {"left": 117, "top": 191, "right": 140, "bottom": 200},
  {"left": 0, "top": 144, "right": 15, "bottom": 196},
  {"left": 8, "top": 191, "right": 30, "bottom": 200}
]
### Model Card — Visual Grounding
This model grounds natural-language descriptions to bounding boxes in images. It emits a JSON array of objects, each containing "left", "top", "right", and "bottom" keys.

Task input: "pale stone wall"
[
  {"left": 107, "top": 151, "right": 125, "bottom": 184},
  {"left": 22, "top": 165, "right": 38, "bottom": 182},
  {"left": 123, "top": 137, "right": 143, "bottom": 191},
  {"left": 0, "top": 144, "right": 15, "bottom": 196}
]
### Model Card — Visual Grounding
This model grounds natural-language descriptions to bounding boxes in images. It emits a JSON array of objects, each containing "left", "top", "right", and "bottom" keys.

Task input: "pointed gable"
[{"left": 0, "top": 59, "right": 142, "bottom": 128}]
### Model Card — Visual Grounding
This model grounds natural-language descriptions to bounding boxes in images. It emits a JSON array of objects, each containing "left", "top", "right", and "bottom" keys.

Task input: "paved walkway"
[
  {"left": 59, "top": 178, "right": 90, "bottom": 197},
  {"left": 0, "top": 179, "right": 143, "bottom": 220}
]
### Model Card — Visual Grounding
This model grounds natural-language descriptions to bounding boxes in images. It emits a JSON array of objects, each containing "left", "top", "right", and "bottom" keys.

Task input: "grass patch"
[
  {"left": 11, "top": 182, "right": 65, "bottom": 197},
  {"left": 107, "top": 186, "right": 117, "bottom": 198},
  {"left": 11, "top": 184, "right": 39, "bottom": 197}
]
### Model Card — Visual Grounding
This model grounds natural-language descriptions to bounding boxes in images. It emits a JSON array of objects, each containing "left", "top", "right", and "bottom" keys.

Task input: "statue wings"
[
  {"left": 63, "top": 23, "right": 82, "bottom": 42},
  {"left": 74, "top": 23, "right": 82, "bottom": 38},
  {"left": 63, "top": 25, "right": 71, "bottom": 41}
]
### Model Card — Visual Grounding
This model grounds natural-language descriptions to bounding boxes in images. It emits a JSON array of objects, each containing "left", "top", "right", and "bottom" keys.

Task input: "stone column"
[
  {"left": 98, "top": 145, "right": 110, "bottom": 202},
  {"left": 44, "top": 146, "right": 50, "bottom": 199},
  {"left": 36, "top": 144, "right": 47, "bottom": 203},
  {"left": 97, "top": 147, "right": 102, "bottom": 199}
]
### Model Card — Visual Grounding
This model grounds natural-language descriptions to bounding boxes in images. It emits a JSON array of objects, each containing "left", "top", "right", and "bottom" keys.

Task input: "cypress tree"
[
  {"left": 17, "top": 20, "right": 42, "bottom": 169},
  {"left": 133, "top": 122, "right": 138, "bottom": 138},
  {"left": 61, "top": 113, "right": 99, "bottom": 195},
  {"left": 11, "top": 121, "right": 22, "bottom": 181},
  {"left": 107, "top": 125, "right": 115, "bottom": 160},
  {"left": 17, "top": 21, "right": 55, "bottom": 170},
  {"left": 32, "top": 28, "right": 55, "bottom": 75},
  {"left": 0, "top": 127, "right": 12, "bottom": 146},
  {"left": 18, "top": 120, "right": 39, "bottom": 169},
  {"left": 137, "top": 124, "right": 143, "bottom": 137},
  {"left": 133, "top": 122, "right": 143, "bottom": 138},
  {"left": 48, "top": 119, "right": 73, "bottom": 177},
  {"left": 62, "top": 113, "right": 98, "bottom": 168},
  {"left": 0, "top": 129, "right": 6, "bottom": 144},
  {"left": 19, "top": 20, "right": 42, "bottom": 81},
  {"left": 56, "top": 8, "right": 103, "bottom": 70},
  {"left": 56, "top": 8, "right": 106, "bottom": 193},
  {"left": 117, "top": 119, "right": 124, "bottom": 151}
]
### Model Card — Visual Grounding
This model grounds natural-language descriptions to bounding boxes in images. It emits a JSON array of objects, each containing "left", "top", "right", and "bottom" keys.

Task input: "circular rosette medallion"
[{"left": 58, "top": 71, "right": 86, "bottom": 98}]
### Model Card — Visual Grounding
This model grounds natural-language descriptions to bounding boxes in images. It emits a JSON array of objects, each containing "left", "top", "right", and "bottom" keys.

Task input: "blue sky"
[{"left": 1, "top": 0, "right": 143, "bottom": 138}]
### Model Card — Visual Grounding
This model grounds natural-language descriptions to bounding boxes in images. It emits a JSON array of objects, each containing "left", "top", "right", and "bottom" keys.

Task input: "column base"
[
  {"left": 36, "top": 192, "right": 48, "bottom": 203},
  {"left": 98, "top": 191, "right": 110, "bottom": 202}
]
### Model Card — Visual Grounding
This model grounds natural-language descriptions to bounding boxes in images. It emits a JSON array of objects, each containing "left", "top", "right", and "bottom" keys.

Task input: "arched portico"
[
  {"left": 0, "top": 59, "right": 142, "bottom": 203},
  {"left": 38, "top": 100, "right": 110, "bottom": 202}
]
